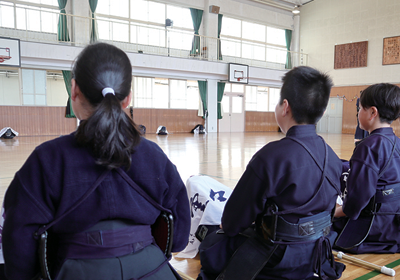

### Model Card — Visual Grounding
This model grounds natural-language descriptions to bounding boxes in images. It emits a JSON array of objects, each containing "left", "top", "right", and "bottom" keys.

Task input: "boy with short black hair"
[
  {"left": 334, "top": 83, "right": 400, "bottom": 253},
  {"left": 198, "top": 66, "right": 345, "bottom": 280}
]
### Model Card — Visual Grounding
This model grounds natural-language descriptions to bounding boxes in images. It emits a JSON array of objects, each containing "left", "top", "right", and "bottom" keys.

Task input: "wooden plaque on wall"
[
  {"left": 383, "top": 36, "right": 400, "bottom": 65},
  {"left": 334, "top": 41, "right": 368, "bottom": 69}
]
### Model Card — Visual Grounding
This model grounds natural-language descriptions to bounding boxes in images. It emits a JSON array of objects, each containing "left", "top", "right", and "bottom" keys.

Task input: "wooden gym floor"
[{"left": 1, "top": 132, "right": 399, "bottom": 279}]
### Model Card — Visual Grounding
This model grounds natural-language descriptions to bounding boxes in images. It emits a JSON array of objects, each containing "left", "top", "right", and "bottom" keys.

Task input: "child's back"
[{"left": 334, "top": 83, "right": 400, "bottom": 253}]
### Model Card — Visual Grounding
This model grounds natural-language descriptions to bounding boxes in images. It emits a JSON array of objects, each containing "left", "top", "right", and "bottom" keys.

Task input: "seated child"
[
  {"left": 334, "top": 83, "right": 400, "bottom": 254},
  {"left": 197, "top": 66, "right": 345, "bottom": 280}
]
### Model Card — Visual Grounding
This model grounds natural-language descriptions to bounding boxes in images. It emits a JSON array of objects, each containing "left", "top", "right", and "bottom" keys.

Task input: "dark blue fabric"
[
  {"left": 56, "top": 244, "right": 177, "bottom": 280},
  {"left": 2, "top": 133, "right": 190, "bottom": 280},
  {"left": 198, "top": 228, "right": 344, "bottom": 280},
  {"left": 335, "top": 127, "right": 400, "bottom": 253},
  {"left": 222, "top": 125, "right": 341, "bottom": 233},
  {"left": 199, "top": 125, "right": 344, "bottom": 279}
]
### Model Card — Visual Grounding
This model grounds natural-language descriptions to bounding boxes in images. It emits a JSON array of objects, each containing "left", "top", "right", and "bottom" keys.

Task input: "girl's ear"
[
  {"left": 71, "top": 79, "right": 80, "bottom": 101},
  {"left": 121, "top": 91, "right": 132, "bottom": 109}
]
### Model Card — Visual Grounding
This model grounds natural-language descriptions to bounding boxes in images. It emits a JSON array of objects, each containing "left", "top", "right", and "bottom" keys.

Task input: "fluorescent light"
[{"left": 292, "top": 5, "right": 300, "bottom": 14}]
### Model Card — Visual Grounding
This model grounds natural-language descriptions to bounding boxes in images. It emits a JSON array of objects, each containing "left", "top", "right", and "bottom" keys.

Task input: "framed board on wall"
[
  {"left": 383, "top": 36, "right": 400, "bottom": 65},
  {"left": 334, "top": 41, "right": 368, "bottom": 69},
  {"left": 0, "top": 37, "right": 20, "bottom": 67}
]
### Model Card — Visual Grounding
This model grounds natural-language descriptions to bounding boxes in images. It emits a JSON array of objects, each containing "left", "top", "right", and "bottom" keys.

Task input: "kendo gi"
[
  {"left": 198, "top": 125, "right": 345, "bottom": 280},
  {"left": 2, "top": 133, "right": 191, "bottom": 280},
  {"left": 333, "top": 127, "right": 400, "bottom": 253}
]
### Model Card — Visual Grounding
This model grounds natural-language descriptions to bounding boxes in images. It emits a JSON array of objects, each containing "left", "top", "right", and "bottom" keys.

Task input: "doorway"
[
  {"left": 317, "top": 97, "right": 343, "bottom": 133},
  {"left": 219, "top": 93, "right": 245, "bottom": 133}
]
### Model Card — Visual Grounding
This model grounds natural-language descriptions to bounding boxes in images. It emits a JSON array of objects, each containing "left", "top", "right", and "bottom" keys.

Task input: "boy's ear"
[
  {"left": 370, "top": 106, "right": 379, "bottom": 120},
  {"left": 282, "top": 99, "right": 291, "bottom": 116}
]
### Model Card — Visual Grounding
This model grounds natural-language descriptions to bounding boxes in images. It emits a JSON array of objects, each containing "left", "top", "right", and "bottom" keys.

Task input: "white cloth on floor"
[{"left": 176, "top": 175, "right": 232, "bottom": 258}]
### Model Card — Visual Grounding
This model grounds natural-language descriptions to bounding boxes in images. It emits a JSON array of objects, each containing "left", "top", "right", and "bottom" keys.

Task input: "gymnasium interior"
[{"left": 1, "top": 0, "right": 400, "bottom": 279}]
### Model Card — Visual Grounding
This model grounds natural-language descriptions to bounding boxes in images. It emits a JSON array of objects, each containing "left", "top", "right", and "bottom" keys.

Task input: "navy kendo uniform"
[
  {"left": 334, "top": 127, "right": 400, "bottom": 253},
  {"left": 198, "top": 125, "right": 345, "bottom": 280},
  {"left": 2, "top": 133, "right": 190, "bottom": 280}
]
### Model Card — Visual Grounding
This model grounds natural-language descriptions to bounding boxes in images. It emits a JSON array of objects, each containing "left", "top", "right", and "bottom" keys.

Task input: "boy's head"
[
  {"left": 280, "top": 66, "right": 333, "bottom": 124},
  {"left": 360, "top": 83, "right": 400, "bottom": 124}
]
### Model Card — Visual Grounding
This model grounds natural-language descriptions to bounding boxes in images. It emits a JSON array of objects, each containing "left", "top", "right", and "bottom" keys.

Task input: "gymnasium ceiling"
[{"left": 246, "top": 0, "right": 314, "bottom": 12}]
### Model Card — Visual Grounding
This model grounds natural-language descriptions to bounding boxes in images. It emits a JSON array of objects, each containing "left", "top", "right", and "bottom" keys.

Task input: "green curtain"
[
  {"left": 63, "top": 70, "right": 75, "bottom": 118},
  {"left": 198, "top": 81, "right": 207, "bottom": 119},
  {"left": 189, "top": 8, "right": 203, "bottom": 56},
  {"left": 217, "top": 82, "right": 225, "bottom": 119},
  {"left": 285, "top": 29, "right": 292, "bottom": 69},
  {"left": 89, "top": 0, "right": 98, "bottom": 43},
  {"left": 57, "top": 0, "right": 70, "bottom": 42},
  {"left": 218, "top": 14, "right": 223, "bottom": 60}
]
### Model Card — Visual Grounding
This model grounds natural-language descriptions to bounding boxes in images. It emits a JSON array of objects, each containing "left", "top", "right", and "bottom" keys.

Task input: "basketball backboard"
[
  {"left": 0, "top": 37, "right": 20, "bottom": 67},
  {"left": 228, "top": 63, "right": 249, "bottom": 84}
]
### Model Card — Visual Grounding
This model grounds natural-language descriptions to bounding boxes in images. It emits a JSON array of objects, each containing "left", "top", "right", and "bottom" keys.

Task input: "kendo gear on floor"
[
  {"left": 138, "top": 125, "right": 146, "bottom": 135},
  {"left": 0, "top": 127, "right": 18, "bottom": 139},
  {"left": 157, "top": 126, "right": 168, "bottom": 135},
  {"left": 191, "top": 124, "right": 205, "bottom": 134}
]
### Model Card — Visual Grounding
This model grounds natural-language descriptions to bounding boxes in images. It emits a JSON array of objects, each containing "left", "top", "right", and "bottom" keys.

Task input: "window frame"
[
  {"left": 0, "top": 0, "right": 59, "bottom": 32},
  {"left": 220, "top": 16, "right": 288, "bottom": 64}
]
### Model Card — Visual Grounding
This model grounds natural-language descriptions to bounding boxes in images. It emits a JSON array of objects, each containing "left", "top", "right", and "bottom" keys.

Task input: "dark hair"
[
  {"left": 360, "top": 83, "right": 400, "bottom": 124},
  {"left": 280, "top": 66, "right": 333, "bottom": 124},
  {"left": 73, "top": 43, "right": 141, "bottom": 169}
]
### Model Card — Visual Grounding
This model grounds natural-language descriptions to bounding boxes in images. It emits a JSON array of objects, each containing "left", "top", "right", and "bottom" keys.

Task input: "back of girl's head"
[
  {"left": 73, "top": 43, "right": 140, "bottom": 169},
  {"left": 280, "top": 66, "right": 333, "bottom": 124},
  {"left": 360, "top": 83, "right": 400, "bottom": 124}
]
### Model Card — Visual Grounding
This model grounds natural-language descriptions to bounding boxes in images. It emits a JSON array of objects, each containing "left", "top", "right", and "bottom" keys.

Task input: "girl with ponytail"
[{"left": 2, "top": 43, "right": 190, "bottom": 280}]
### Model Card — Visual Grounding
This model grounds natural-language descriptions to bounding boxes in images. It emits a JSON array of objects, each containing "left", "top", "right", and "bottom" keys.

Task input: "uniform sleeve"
[
  {"left": 343, "top": 148, "right": 379, "bottom": 220},
  {"left": 3, "top": 159, "right": 53, "bottom": 280},
  {"left": 221, "top": 165, "right": 267, "bottom": 237},
  {"left": 162, "top": 162, "right": 190, "bottom": 252}
]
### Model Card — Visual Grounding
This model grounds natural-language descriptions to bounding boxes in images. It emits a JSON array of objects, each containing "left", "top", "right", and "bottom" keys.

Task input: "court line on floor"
[{"left": 354, "top": 258, "right": 400, "bottom": 279}]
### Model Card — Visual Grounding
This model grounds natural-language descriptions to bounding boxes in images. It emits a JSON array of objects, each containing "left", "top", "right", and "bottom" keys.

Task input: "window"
[
  {"left": 221, "top": 16, "right": 287, "bottom": 64},
  {"left": 170, "top": 79, "right": 186, "bottom": 109},
  {"left": 133, "top": 77, "right": 199, "bottom": 110},
  {"left": 153, "top": 78, "right": 168, "bottom": 109},
  {"left": 96, "top": 0, "right": 193, "bottom": 49},
  {"left": 269, "top": 88, "right": 280, "bottom": 111},
  {"left": 22, "top": 69, "right": 46, "bottom": 106},
  {"left": 245, "top": 86, "right": 280, "bottom": 112},
  {"left": 133, "top": 77, "right": 152, "bottom": 108},
  {"left": 0, "top": 0, "right": 58, "bottom": 33}
]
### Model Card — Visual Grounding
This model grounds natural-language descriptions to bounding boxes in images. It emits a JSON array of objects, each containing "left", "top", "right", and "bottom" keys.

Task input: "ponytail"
[
  {"left": 75, "top": 94, "right": 140, "bottom": 169},
  {"left": 72, "top": 43, "right": 141, "bottom": 169}
]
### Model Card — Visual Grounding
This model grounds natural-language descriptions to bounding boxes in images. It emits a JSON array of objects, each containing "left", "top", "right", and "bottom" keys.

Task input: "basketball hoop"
[
  {"left": 0, "top": 48, "right": 11, "bottom": 63},
  {"left": 235, "top": 70, "right": 247, "bottom": 82}
]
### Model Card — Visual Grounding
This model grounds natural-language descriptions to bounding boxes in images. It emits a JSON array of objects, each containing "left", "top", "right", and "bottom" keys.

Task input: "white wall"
[
  {"left": 300, "top": 0, "right": 400, "bottom": 86},
  {"left": 0, "top": 75, "right": 20, "bottom": 106}
]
